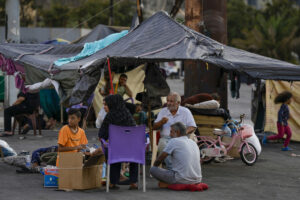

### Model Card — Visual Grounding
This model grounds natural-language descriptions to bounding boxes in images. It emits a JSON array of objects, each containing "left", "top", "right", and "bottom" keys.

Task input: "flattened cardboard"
[{"left": 222, "top": 136, "right": 241, "bottom": 158}]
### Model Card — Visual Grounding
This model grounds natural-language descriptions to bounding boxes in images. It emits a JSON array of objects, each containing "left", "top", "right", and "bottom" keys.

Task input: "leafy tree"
[
  {"left": 37, "top": 0, "right": 135, "bottom": 28},
  {"left": 228, "top": 0, "right": 300, "bottom": 64},
  {"left": 232, "top": 13, "right": 300, "bottom": 64},
  {"left": 0, "top": 0, "right": 5, "bottom": 26},
  {"left": 227, "top": 0, "right": 257, "bottom": 45},
  {"left": 38, "top": 1, "right": 70, "bottom": 27}
]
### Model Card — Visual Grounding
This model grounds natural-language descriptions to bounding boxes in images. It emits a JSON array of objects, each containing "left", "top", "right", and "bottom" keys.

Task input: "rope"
[
  {"left": 15, "top": 46, "right": 54, "bottom": 61},
  {"left": 83, "top": 98, "right": 94, "bottom": 131},
  {"left": 55, "top": 0, "right": 126, "bottom": 39}
]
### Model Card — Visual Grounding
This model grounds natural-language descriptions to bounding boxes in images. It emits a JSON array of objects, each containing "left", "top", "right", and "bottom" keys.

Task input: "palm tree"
[{"left": 232, "top": 13, "right": 300, "bottom": 64}]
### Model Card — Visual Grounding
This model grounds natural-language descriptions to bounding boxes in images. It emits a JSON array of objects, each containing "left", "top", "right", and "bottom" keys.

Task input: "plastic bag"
[{"left": 0, "top": 139, "right": 17, "bottom": 157}]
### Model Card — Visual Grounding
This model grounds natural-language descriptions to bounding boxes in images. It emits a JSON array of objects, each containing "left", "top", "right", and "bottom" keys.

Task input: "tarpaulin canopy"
[
  {"left": 73, "top": 24, "right": 126, "bottom": 44},
  {"left": 0, "top": 11, "right": 300, "bottom": 105}
]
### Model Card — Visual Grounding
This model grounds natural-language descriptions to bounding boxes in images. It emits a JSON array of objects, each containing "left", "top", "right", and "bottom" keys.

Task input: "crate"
[{"left": 193, "top": 115, "right": 225, "bottom": 138}]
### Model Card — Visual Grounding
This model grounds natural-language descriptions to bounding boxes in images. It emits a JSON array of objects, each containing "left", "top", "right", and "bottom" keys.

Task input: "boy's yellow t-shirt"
[{"left": 56, "top": 125, "right": 88, "bottom": 166}]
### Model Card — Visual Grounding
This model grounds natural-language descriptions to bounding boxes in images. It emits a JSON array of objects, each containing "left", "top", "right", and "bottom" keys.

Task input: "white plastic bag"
[{"left": 0, "top": 139, "right": 17, "bottom": 157}]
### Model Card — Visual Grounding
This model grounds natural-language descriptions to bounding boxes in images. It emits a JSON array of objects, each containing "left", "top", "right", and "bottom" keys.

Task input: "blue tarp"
[{"left": 54, "top": 30, "right": 128, "bottom": 66}]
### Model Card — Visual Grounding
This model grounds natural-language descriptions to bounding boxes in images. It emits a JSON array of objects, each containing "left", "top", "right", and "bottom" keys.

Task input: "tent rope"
[{"left": 15, "top": 46, "right": 54, "bottom": 61}]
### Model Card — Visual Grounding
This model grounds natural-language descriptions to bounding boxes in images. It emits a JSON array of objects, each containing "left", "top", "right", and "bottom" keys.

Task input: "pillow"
[
  {"left": 186, "top": 100, "right": 220, "bottom": 109},
  {"left": 167, "top": 183, "right": 209, "bottom": 192}
]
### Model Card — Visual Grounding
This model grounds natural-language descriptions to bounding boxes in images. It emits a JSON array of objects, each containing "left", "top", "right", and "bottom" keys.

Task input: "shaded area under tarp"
[
  {"left": 39, "top": 89, "right": 61, "bottom": 121},
  {"left": 0, "top": 11, "right": 300, "bottom": 106}
]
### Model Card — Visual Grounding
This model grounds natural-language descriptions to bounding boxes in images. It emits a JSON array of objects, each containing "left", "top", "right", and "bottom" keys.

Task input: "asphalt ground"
[
  {"left": 1, "top": 129, "right": 300, "bottom": 200},
  {"left": 1, "top": 81, "right": 300, "bottom": 199}
]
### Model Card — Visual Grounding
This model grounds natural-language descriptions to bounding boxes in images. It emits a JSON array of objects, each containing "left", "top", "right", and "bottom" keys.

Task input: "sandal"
[
  {"left": 129, "top": 184, "right": 138, "bottom": 190},
  {"left": 0, "top": 133, "right": 13, "bottom": 137},
  {"left": 109, "top": 185, "right": 120, "bottom": 190}
]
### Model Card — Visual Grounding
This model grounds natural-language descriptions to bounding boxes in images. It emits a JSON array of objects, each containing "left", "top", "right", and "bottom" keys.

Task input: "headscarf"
[{"left": 98, "top": 94, "right": 136, "bottom": 140}]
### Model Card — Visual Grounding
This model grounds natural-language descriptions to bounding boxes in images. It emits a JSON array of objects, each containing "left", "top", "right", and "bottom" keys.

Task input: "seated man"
[
  {"left": 1, "top": 91, "right": 40, "bottom": 137},
  {"left": 153, "top": 92, "right": 196, "bottom": 169},
  {"left": 56, "top": 108, "right": 88, "bottom": 166},
  {"left": 150, "top": 122, "right": 202, "bottom": 186}
]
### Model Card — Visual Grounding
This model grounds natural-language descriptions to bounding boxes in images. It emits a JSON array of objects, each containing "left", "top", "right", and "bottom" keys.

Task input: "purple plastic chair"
[{"left": 106, "top": 124, "right": 147, "bottom": 192}]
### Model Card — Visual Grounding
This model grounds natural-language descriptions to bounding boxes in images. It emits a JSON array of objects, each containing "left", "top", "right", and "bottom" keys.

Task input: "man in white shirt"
[
  {"left": 153, "top": 91, "right": 196, "bottom": 169},
  {"left": 150, "top": 122, "right": 202, "bottom": 185}
]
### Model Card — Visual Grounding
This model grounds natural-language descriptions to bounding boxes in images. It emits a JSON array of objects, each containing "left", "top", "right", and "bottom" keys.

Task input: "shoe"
[
  {"left": 129, "top": 184, "right": 138, "bottom": 190},
  {"left": 19, "top": 136, "right": 26, "bottom": 140},
  {"left": 214, "top": 157, "right": 226, "bottom": 163},
  {"left": 262, "top": 135, "right": 267, "bottom": 145},
  {"left": 223, "top": 155, "right": 234, "bottom": 161},
  {"left": 281, "top": 147, "right": 292, "bottom": 151},
  {"left": 109, "top": 185, "right": 120, "bottom": 190}
]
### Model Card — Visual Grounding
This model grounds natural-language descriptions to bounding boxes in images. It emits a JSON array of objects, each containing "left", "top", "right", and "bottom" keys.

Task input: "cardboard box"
[
  {"left": 44, "top": 168, "right": 59, "bottom": 187},
  {"left": 222, "top": 136, "right": 241, "bottom": 158},
  {"left": 58, "top": 152, "right": 104, "bottom": 190}
]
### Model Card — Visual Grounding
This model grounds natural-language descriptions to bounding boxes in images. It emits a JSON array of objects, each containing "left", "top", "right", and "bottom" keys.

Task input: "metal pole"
[{"left": 4, "top": 0, "right": 20, "bottom": 108}]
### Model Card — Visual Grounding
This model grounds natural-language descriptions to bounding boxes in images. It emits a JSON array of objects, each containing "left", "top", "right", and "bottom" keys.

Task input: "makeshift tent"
[
  {"left": 93, "top": 65, "right": 145, "bottom": 115},
  {"left": 264, "top": 81, "right": 300, "bottom": 142},
  {"left": 0, "top": 11, "right": 300, "bottom": 106}
]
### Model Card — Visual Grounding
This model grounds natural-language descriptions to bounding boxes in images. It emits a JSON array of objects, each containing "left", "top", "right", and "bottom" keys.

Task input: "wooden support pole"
[
  {"left": 147, "top": 103, "right": 153, "bottom": 151},
  {"left": 184, "top": 0, "right": 228, "bottom": 109}
]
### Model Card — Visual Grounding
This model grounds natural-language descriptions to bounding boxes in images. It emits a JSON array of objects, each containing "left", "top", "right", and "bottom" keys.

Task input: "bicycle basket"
[{"left": 241, "top": 124, "right": 254, "bottom": 139}]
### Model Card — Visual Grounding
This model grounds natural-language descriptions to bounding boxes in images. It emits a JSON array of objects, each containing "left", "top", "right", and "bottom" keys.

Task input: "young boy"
[
  {"left": 56, "top": 108, "right": 88, "bottom": 166},
  {"left": 133, "top": 104, "right": 147, "bottom": 125}
]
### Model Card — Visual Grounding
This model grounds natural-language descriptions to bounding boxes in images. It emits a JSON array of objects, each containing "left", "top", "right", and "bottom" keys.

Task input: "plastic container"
[{"left": 25, "top": 155, "right": 31, "bottom": 168}]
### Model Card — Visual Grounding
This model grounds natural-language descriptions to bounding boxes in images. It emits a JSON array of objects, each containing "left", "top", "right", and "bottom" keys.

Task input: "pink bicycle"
[{"left": 197, "top": 115, "right": 258, "bottom": 166}]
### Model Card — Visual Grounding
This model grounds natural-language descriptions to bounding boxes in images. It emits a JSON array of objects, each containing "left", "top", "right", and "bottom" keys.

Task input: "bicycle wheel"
[
  {"left": 198, "top": 141, "right": 214, "bottom": 164},
  {"left": 240, "top": 143, "right": 257, "bottom": 166}
]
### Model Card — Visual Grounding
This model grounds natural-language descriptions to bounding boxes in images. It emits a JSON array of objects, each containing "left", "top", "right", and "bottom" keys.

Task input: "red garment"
[
  {"left": 167, "top": 183, "right": 209, "bottom": 192},
  {"left": 181, "top": 93, "right": 213, "bottom": 105},
  {"left": 267, "top": 122, "right": 292, "bottom": 147}
]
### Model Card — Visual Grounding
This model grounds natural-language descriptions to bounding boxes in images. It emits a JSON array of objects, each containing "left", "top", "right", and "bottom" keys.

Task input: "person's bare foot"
[
  {"left": 0, "top": 132, "right": 13, "bottom": 137},
  {"left": 158, "top": 181, "right": 169, "bottom": 188}
]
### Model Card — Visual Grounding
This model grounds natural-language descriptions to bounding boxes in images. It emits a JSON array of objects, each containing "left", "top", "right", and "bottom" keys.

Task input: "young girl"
[{"left": 262, "top": 91, "right": 293, "bottom": 151}]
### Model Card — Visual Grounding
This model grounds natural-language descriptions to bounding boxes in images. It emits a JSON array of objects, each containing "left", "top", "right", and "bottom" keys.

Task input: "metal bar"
[{"left": 106, "top": 164, "right": 110, "bottom": 192}]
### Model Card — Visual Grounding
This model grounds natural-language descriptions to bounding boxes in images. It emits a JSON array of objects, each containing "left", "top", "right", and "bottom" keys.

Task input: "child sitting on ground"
[
  {"left": 56, "top": 108, "right": 88, "bottom": 166},
  {"left": 133, "top": 104, "right": 147, "bottom": 125},
  {"left": 262, "top": 91, "right": 293, "bottom": 151}
]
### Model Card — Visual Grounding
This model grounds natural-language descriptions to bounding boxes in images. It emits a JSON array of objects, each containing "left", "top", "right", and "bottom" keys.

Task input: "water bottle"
[{"left": 25, "top": 155, "right": 31, "bottom": 169}]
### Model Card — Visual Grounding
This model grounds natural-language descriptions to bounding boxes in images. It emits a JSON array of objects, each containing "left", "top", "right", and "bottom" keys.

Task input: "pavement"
[{"left": 1, "top": 80, "right": 300, "bottom": 199}]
